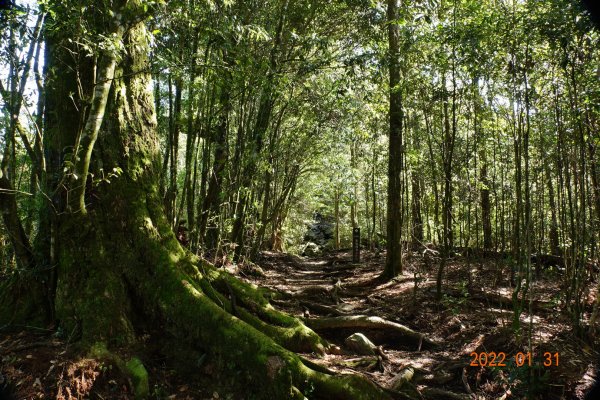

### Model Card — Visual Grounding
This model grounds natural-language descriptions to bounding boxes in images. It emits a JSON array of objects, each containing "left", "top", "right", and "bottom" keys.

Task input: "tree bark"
[
  {"left": 473, "top": 78, "right": 492, "bottom": 250},
  {"left": 70, "top": 21, "right": 123, "bottom": 214},
  {"left": 2, "top": 4, "right": 391, "bottom": 399},
  {"left": 334, "top": 187, "right": 340, "bottom": 250},
  {"left": 0, "top": 175, "right": 34, "bottom": 270},
  {"left": 480, "top": 163, "right": 492, "bottom": 249},
  {"left": 545, "top": 164, "right": 560, "bottom": 256},
  {"left": 384, "top": 0, "right": 403, "bottom": 279},
  {"left": 231, "top": 0, "right": 288, "bottom": 260},
  {"left": 198, "top": 46, "right": 232, "bottom": 250},
  {"left": 411, "top": 171, "right": 423, "bottom": 246}
]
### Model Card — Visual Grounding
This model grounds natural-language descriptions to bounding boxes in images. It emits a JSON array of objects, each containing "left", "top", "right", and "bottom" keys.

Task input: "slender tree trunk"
[
  {"left": 231, "top": 0, "right": 288, "bottom": 260},
  {"left": 334, "top": 187, "right": 340, "bottom": 250},
  {"left": 0, "top": 176, "right": 34, "bottom": 269},
  {"left": 436, "top": 73, "right": 455, "bottom": 299},
  {"left": 545, "top": 165, "right": 560, "bottom": 255},
  {"left": 178, "top": 36, "right": 199, "bottom": 233},
  {"left": 587, "top": 112, "right": 600, "bottom": 254},
  {"left": 411, "top": 171, "right": 423, "bottom": 246},
  {"left": 199, "top": 46, "right": 233, "bottom": 250},
  {"left": 252, "top": 105, "right": 288, "bottom": 258},
  {"left": 481, "top": 163, "right": 492, "bottom": 249},
  {"left": 351, "top": 141, "right": 358, "bottom": 229},
  {"left": 424, "top": 112, "right": 441, "bottom": 245},
  {"left": 371, "top": 150, "right": 377, "bottom": 249},
  {"left": 168, "top": 77, "right": 182, "bottom": 225},
  {"left": 473, "top": 78, "right": 492, "bottom": 250},
  {"left": 442, "top": 75, "right": 455, "bottom": 254}
]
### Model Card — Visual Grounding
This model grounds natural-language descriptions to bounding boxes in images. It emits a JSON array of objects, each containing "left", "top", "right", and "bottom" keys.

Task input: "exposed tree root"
[
  {"left": 204, "top": 266, "right": 329, "bottom": 354},
  {"left": 143, "top": 267, "right": 390, "bottom": 398},
  {"left": 289, "top": 283, "right": 342, "bottom": 304},
  {"left": 301, "top": 300, "right": 350, "bottom": 316},
  {"left": 390, "top": 366, "right": 414, "bottom": 390},
  {"left": 2, "top": 242, "right": 391, "bottom": 400},
  {"left": 118, "top": 215, "right": 392, "bottom": 400},
  {"left": 304, "top": 315, "right": 438, "bottom": 349},
  {"left": 420, "top": 387, "right": 471, "bottom": 400},
  {"left": 438, "top": 287, "right": 552, "bottom": 312},
  {"left": 413, "top": 369, "right": 455, "bottom": 386},
  {"left": 0, "top": 197, "right": 394, "bottom": 399}
]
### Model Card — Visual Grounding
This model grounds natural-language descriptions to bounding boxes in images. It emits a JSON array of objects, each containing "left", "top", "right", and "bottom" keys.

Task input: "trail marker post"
[{"left": 352, "top": 227, "right": 360, "bottom": 263}]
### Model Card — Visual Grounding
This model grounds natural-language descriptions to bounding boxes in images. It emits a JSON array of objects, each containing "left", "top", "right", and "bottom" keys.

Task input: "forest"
[{"left": 0, "top": 0, "right": 599, "bottom": 398}]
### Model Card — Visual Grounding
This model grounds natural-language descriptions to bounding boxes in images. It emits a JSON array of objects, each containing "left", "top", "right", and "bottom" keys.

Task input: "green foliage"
[
  {"left": 441, "top": 280, "right": 469, "bottom": 314},
  {"left": 504, "top": 360, "right": 551, "bottom": 398}
]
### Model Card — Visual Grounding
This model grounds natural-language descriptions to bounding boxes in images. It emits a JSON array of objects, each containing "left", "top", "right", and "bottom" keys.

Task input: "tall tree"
[
  {"left": 0, "top": 1, "right": 389, "bottom": 398},
  {"left": 384, "top": 0, "right": 404, "bottom": 279}
]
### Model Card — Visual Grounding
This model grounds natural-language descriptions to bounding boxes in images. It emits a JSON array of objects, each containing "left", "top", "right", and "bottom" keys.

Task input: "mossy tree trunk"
[{"left": 2, "top": 2, "right": 390, "bottom": 399}]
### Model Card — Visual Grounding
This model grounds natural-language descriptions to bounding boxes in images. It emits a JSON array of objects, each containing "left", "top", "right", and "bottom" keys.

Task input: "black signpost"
[{"left": 352, "top": 227, "right": 360, "bottom": 263}]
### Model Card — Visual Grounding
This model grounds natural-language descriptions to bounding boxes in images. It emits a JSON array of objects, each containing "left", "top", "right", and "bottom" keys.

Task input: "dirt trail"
[
  {"left": 1, "top": 249, "right": 597, "bottom": 399},
  {"left": 242, "top": 250, "right": 598, "bottom": 400}
]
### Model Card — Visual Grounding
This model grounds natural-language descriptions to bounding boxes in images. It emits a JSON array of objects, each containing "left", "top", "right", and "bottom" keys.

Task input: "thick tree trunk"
[
  {"left": 384, "top": 0, "right": 403, "bottom": 279},
  {"left": 1, "top": 3, "right": 389, "bottom": 399}
]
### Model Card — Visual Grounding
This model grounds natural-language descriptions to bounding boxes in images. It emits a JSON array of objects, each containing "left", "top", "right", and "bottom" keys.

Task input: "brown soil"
[{"left": 1, "top": 249, "right": 598, "bottom": 399}]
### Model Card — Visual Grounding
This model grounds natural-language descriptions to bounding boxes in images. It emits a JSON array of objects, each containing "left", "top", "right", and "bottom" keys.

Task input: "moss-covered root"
[
  {"left": 89, "top": 343, "right": 149, "bottom": 399},
  {"left": 132, "top": 266, "right": 390, "bottom": 400},
  {"left": 126, "top": 358, "right": 150, "bottom": 399},
  {"left": 199, "top": 278, "right": 328, "bottom": 355},
  {"left": 202, "top": 266, "right": 329, "bottom": 354},
  {"left": 308, "top": 372, "right": 391, "bottom": 400}
]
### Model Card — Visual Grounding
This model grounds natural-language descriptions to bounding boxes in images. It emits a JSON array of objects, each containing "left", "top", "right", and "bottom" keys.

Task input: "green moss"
[
  {"left": 204, "top": 267, "right": 328, "bottom": 354},
  {"left": 41, "top": 6, "right": 391, "bottom": 396},
  {"left": 126, "top": 258, "right": 390, "bottom": 399},
  {"left": 126, "top": 357, "right": 149, "bottom": 399},
  {"left": 89, "top": 343, "right": 149, "bottom": 399}
]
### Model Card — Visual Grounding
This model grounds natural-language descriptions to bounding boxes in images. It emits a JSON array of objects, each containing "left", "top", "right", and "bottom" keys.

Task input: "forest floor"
[{"left": 1, "top": 249, "right": 599, "bottom": 399}]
